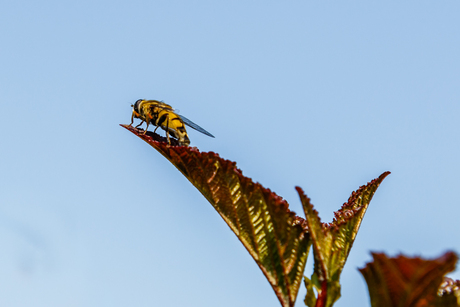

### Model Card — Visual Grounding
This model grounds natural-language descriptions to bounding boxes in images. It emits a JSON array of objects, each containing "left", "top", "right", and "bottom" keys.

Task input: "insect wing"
[{"left": 178, "top": 114, "right": 215, "bottom": 138}]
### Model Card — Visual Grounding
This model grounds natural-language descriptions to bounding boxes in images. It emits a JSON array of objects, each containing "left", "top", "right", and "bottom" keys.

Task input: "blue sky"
[{"left": 1, "top": 1, "right": 459, "bottom": 306}]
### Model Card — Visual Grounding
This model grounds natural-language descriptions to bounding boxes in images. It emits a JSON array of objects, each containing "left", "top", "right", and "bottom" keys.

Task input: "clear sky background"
[{"left": 1, "top": 1, "right": 459, "bottom": 306}]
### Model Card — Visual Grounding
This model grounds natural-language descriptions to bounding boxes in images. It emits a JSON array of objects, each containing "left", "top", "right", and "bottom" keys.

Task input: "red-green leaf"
[
  {"left": 121, "top": 125, "right": 311, "bottom": 307},
  {"left": 297, "top": 172, "right": 390, "bottom": 307},
  {"left": 359, "top": 252, "right": 459, "bottom": 307}
]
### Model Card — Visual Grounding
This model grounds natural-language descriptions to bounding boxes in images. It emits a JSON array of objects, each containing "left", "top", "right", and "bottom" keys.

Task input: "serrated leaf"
[
  {"left": 297, "top": 172, "right": 390, "bottom": 307},
  {"left": 359, "top": 252, "right": 459, "bottom": 307},
  {"left": 121, "top": 125, "right": 311, "bottom": 307}
]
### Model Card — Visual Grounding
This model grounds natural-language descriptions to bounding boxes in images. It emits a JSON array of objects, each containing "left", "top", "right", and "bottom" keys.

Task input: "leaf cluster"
[{"left": 122, "top": 125, "right": 459, "bottom": 307}]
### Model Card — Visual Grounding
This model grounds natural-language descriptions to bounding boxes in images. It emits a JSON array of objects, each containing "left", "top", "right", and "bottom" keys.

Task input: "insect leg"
[
  {"left": 153, "top": 111, "right": 161, "bottom": 134},
  {"left": 142, "top": 118, "right": 150, "bottom": 135},
  {"left": 135, "top": 120, "right": 144, "bottom": 129},
  {"left": 165, "top": 115, "right": 171, "bottom": 144}
]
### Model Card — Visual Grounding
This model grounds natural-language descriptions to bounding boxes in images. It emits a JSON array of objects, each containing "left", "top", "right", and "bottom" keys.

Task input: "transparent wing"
[{"left": 178, "top": 114, "right": 215, "bottom": 138}]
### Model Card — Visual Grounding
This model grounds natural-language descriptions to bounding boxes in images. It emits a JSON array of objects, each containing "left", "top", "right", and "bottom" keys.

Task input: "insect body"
[{"left": 130, "top": 99, "right": 214, "bottom": 146}]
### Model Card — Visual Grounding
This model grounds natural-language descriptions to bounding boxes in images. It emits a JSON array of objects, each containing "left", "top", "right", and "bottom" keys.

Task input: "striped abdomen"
[{"left": 154, "top": 108, "right": 190, "bottom": 146}]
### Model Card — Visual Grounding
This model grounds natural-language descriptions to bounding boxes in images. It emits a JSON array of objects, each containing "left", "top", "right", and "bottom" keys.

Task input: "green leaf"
[
  {"left": 122, "top": 124, "right": 311, "bottom": 307},
  {"left": 297, "top": 172, "right": 390, "bottom": 307},
  {"left": 303, "top": 276, "right": 317, "bottom": 307},
  {"left": 359, "top": 252, "right": 459, "bottom": 307}
]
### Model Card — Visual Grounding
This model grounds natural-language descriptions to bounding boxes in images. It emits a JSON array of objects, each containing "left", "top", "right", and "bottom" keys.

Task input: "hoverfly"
[{"left": 129, "top": 99, "right": 214, "bottom": 146}]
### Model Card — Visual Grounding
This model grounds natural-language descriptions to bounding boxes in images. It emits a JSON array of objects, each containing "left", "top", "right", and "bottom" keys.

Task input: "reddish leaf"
[
  {"left": 121, "top": 125, "right": 311, "bottom": 307},
  {"left": 297, "top": 172, "right": 390, "bottom": 307},
  {"left": 359, "top": 252, "right": 459, "bottom": 307}
]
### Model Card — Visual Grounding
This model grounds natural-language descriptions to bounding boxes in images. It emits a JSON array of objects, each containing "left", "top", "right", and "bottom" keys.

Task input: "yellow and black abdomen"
[{"left": 155, "top": 109, "right": 190, "bottom": 146}]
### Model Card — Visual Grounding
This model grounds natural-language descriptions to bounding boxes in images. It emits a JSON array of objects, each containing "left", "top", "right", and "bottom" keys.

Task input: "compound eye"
[{"left": 133, "top": 99, "right": 143, "bottom": 112}]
